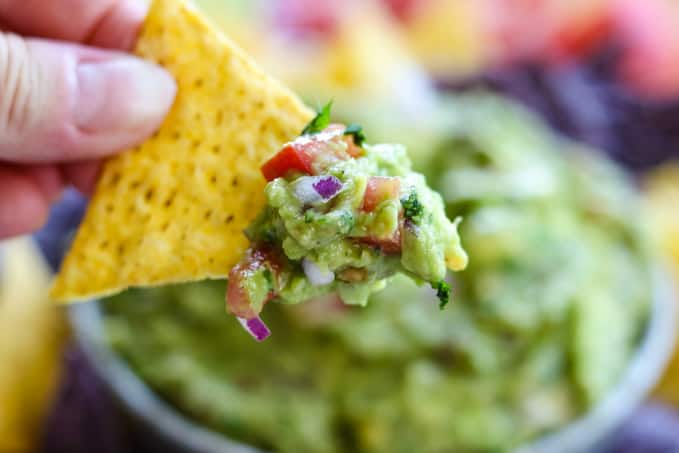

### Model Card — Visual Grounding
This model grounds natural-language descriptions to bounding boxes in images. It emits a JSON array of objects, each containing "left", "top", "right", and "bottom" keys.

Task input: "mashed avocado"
[
  {"left": 103, "top": 94, "right": 651, "bottom": 452},
  {"left": 226, "top": 105, "right": 467, "bottom": 340}
]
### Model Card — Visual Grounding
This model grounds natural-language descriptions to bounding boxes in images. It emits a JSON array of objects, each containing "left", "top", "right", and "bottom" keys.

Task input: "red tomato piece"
[
  {"left": 323, "top": 123, "right": 363, "bottom": 158},
  {"left": 550, "top": 13, "right": 612, "bottom": 62},
  {"left": 323, "top": 123, "right": 363, "bottom": 157},
  {"left": 343, "top": 136, "right": 364, "bottom": 158},
  {"left": 225, "top": 248, "right": 281, "bottom": 319},
  {"left": 361, "top": 176, "right": 401, "bottom": 212},
  {"left": 226, "top": 266, "right": 258, "bottom": 319},
  {"left": 261, "top": 144, "right": 314, "bottom": 181},
  {"left": 274, "top": 0, "right": 341, "bottom": 39},
  {"left": 360, "top": 227, "right": 402, "bottom": 254},
  {"left": 382, "top": 0, "right": 429, "bottom": 23},
  {"left": 612, "top": 0, "right": 679, "bottom": 97}
]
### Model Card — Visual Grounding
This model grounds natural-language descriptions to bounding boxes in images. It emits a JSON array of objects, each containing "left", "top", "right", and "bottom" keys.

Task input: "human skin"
[{"left": 0, "top": 0, "right": 176, "bottom": 239}]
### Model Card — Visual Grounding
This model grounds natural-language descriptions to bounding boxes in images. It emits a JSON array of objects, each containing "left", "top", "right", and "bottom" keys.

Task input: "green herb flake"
[
  {"left": 343, "top": 123, "right": 366, "bottom": 147},
  {"left": 263, "top": 268, "right": 274, "bottom": 291},
  {"left": 401, "top": 192, "right": 424, "bottom": 223},
  {"left": 433, "top": 280, "right": 452, "bottom": 309},
  {"left": 338, "top": 211, "right": 355, "bottom": 233},
  {"left": 301, "top": 101, "right": 333, "bottom": 135}
]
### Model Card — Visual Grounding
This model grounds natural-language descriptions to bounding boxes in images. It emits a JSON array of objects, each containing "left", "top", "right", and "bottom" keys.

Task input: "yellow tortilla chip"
[{"left": 51, "top": 0, "right": 314, "bottom": 302}]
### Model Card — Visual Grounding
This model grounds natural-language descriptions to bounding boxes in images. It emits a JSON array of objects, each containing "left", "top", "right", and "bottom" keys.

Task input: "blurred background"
[{"left": 4, "top": 0, "right": 679, "bottom": 452}]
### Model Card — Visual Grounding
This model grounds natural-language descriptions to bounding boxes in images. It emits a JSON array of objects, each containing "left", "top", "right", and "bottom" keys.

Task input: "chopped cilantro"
[
  {"left": 245, "top": 222, "right": 277, "bottom": 244},
  {"left": 263, "top": 268, "right": 274, "bottom": 290},
  {"left": 433, "top": 280, "right": 451, "bottom": 309},
  {"left": 301, "top": 101, "right": 332, "bottom": 135},
  {"left": 401, "top": 192, "right": 424, "bottom": 223},
  {"left": 261, "top": 228, "right": 277, "bottom": 244},
  {"left": 338, "top": 211, "right": 355, "bottom": 233},
  {"left": 343, "top": 123, "right": 366, "bottom": 147}
]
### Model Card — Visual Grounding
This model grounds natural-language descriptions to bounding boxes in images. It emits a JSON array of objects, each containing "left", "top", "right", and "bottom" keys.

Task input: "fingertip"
[
  {"left": 0, "top": 39, "right": 176, "bottom": 163},
  {"left": 0, "top": 168, "right": 50, "bottom": 239},
  {"left": 74, "top": 57, "right": 177, "bottom": 138}
]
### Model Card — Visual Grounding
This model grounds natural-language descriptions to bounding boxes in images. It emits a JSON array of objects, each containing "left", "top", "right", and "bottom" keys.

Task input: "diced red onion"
[
  {"left": 237, "top": 316, "right": 271, "bottom": 341},
  {"left": 293, "top": 176, "right": 343, "bottom": 204},
  {"left": 312, "top": 176, "right": 343, "bottom": 199},
  {"left": 302, "top": 258, "right": 335, "bottom": 286}
]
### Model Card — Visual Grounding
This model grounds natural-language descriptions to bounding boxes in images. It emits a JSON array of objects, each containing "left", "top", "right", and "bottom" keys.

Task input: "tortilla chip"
[{"left": 50, "top": 0, "right": 314, "bottom": 302}]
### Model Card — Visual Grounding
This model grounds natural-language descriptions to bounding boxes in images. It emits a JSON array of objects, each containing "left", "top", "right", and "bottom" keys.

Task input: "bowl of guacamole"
[{"left": 69, "top": 94, "right": 676, "bottom": 453}]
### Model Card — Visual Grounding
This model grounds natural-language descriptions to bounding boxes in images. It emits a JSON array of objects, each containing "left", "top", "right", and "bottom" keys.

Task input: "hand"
[{"left": 0, "top": 0, "right": 176, "bottom": 239}]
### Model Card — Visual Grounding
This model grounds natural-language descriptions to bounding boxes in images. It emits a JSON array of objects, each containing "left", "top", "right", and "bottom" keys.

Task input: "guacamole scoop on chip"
[
  {"left": 51, "top": 0, "right": 467, "bottom": 342},
  {"left": 227, "top": 105, "right": 468, "bottom": 340}
]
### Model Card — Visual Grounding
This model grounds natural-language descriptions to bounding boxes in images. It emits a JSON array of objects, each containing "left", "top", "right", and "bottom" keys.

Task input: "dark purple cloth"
[
  {"left": 605, "top": 403, "right": 679, "bottom": 453},
  {"left": 33, "top": 189, "right": 87, "bottom": 271},
  {"left": 441, "top": 46, "right": 679, "bottom": 173},
  {"left": 40, "top": 347, "right": 128, "bottom": 453}
]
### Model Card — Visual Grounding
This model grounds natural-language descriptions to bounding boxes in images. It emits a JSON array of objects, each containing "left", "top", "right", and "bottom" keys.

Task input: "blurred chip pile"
[
  {"left": 646, "top": 164, "right": 679, "bottom": 405},
  {"left": 0, "top": 239, "right": 68, "bottom": 452}
]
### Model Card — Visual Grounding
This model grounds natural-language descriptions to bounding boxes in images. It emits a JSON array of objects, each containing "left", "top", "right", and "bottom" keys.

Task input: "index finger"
[{"left": 0, "top": 0, "right": 146, "bottom": 50}]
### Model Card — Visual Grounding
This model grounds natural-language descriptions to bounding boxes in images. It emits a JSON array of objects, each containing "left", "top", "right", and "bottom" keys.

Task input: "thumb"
[{"left": 0, "top": 33, "right": 176, "bottom": 164}]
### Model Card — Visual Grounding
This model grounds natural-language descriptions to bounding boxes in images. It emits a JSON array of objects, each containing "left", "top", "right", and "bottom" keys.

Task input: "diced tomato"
[
  {"left": 274, "top": 0, "right": 341, "bottom": 39},
  {"left": 343, "top": 135, "right": 364, "bottom": 158},
  {"left": 612, "top": 0, "right": 679, "bottom": 97},
  {"left": 381, "top": 0, "right": 429, "bottom": 23},
  {"left": 262, "top": 124, "right": 360, "bottom": 181},
  {"left": 360, "top": 227, "right": 402, "bottom": 254},
  {"left": 550, "top": 13, "right": 612, "bottom": 62},
  {"left": 361, "top": 176, "right": 401, "bottom": 212},
  {"left": 226, "top": 268, "right": 257, "bottom": 319},
  {"left": 226, "top": 248, "right": 281, "bottom": 319},
  {"left": 324, "top": 123, "right": 363, "bottom": 157},
  {"left": 324, "top": 123, "right": 364, "bottom": 158},
  {"left": 486, "top": 0, "right": 613, "bottom": 64},
  {"left": 261, "top": 143, "right": 314, "bottom": 181}
]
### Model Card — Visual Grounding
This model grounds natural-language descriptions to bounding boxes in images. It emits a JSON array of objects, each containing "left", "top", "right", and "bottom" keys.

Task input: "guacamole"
[
  {"left": 104, "top": 94, "right": 651, "bottom": 452},
  {"left": 227, "top": 106, "right": 467, "bottom": 339}
]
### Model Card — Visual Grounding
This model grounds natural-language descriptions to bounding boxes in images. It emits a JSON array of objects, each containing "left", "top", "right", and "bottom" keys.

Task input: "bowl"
[{"left": 68, "top": 268, "right": 677, "bottom": 453}]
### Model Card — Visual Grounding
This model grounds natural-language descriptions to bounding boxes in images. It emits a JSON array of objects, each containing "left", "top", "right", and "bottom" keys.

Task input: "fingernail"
[{"left": 75, "top": 57, "right": 176, "bottom": 134}]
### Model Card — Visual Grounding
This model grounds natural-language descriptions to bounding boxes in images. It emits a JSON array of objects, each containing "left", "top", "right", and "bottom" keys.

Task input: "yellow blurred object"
[
  {"left": 192, "top": 0, "right": 265, "bottom": 55},
  {"left": 0, "top": 238, "right": 68, "bottom": 452},
  {"left": 192, "top": 0, "right": 441, "bottom": 130},
  {"left": 645, "top": 163, "right": 679, "bottom": 265},
  {"left": 256, "top": 2, "right": 430, "bottom": 108},
  {"left": 400, "top": 0, "right": 489, "bottom": 77},
  {"left": 645, "top": 163, "right": 679, "bottom": 404}
]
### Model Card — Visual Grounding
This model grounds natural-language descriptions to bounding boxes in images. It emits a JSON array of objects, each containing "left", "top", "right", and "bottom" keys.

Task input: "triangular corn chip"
[{"left": 51, "top": 0, "right": 314, "bottom": 301}]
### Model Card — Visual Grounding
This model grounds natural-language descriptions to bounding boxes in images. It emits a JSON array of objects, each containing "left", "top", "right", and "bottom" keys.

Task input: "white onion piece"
[
  {"left": 302, "top": 258, "right": 335, "bottom": 286},
  {"left": 293, "top": 177, "right": 324, "bottom": 204}
]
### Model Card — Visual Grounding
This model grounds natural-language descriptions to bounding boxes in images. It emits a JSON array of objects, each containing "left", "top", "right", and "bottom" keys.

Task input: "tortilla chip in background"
[{"left": 50, "top": 0, "right": 314, "bottom": 302}]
